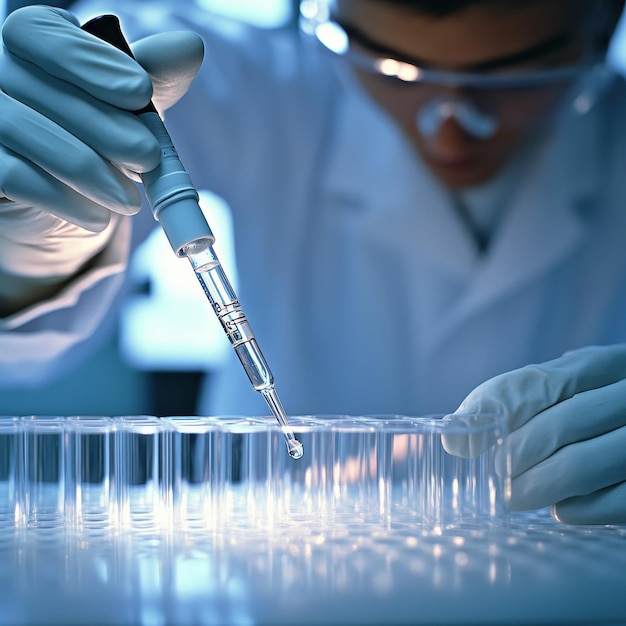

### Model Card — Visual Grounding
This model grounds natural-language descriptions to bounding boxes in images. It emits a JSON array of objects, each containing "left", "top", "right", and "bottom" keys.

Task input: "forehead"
[{"left": 334, "top": 0, "right": 598, "bottom": 69}]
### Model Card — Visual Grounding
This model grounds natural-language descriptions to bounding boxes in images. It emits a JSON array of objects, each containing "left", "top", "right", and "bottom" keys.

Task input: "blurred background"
[{"left": 1, "top": 0, "right": 626, "bottom": 417}]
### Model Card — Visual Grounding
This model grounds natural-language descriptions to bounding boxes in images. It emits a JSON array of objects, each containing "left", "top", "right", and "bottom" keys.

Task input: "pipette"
[{"left": 82, "top": 15, "right": 303, "bottom": 460}]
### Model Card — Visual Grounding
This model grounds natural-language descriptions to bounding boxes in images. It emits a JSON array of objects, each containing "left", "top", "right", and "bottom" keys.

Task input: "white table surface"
[{"left": 0, "top": 509, "right": 625, "bottom": 625}]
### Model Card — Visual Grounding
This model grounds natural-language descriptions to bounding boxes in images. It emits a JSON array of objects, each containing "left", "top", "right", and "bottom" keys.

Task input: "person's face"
[{"left": 334, "top": 0, "right": 617, "bottom": 188}]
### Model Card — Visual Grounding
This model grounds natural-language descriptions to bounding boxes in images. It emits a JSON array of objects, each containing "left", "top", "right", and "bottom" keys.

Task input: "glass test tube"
[
  {"left": 405, "top": 414, "right": 509, "bottom": 531},
  {"left": 65, "top": 416, "right": 116, "bottom": 534},
  {"left": 0, "top": 417, "right": 19, "bottom": 530},
  {"left": 366, "top": 415, "right": 423, "bottom": 529},
  {"left": 269, "top": 416, "right": 334, "bottom": 530},
  {"left": 443, "top": 413, "right": 510, "bottom": 529},
  {"left": 21, "top": 416, "right": 66, "bottom": 530},
  {"left": 116, "top": 416, "right": 167, "bottom": 535},
  {"left": 213, "top": 417, "right": 269, "bottom": 535},
  {"left": 162, "top": 416, "right": 221, "bottom": 533},
  {"left": 328, "top": 416, "right": 381, "bottom": 527}
]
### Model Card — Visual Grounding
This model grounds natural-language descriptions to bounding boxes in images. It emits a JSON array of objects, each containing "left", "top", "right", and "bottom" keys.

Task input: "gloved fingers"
[
  {"left": 456, "top": 344, "right": 626, "bottom": 433},
  {"left": 0, "top": 144, "right": 140, "bottom": 232},
  {"left": 2, "top": 6, "right": 153, "bottom": 111},
  {"left": 0, "top": 93, "right": 142, "bottom": 222},
  {"left": 510, "top": 423, "right": 626, "bottom": 512},
  {"left": 440, "top": 413, "right": 504, "bottom": 459},
  {"left": 0, "top": 141, "right": 114, "bottom": 232},
  {"left": 131, "top": 31, "right": 205, "bottom": 112},
  {"left": 551, "top": 480, "right": 626, "bottom": 525},
  {"left": 3, "top": 6, "right": 204, "bottom": 114},
  {"left": 1, "top": 52, "right": 161, "bottom": 174},
  {"left": 508, "top": 377, "right": 626, "bottom": 478}
]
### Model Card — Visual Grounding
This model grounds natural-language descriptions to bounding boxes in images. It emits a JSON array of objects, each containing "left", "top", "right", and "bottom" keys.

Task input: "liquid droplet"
[{"left": 288, "top": 439, "right": 304, "bottom": 460}]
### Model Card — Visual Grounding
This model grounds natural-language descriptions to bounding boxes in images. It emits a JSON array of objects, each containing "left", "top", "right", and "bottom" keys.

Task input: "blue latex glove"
[
  {"left": 454, "top": 344, "right": 626, "bottom": 525},
  {"left": 0, "top": 6, "right": 203, "bottom": 308}
]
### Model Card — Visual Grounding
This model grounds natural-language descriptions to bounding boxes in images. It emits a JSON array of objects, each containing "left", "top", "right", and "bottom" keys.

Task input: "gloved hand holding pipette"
[
  {"left": 0, "top": 6, "right": 303, "bottom": 458},
  {"left": 452, "top": 344, "right": 626, "bottom": 525},
  {"left": 0, "top": 6, "right": 203, "bottom": 314}
]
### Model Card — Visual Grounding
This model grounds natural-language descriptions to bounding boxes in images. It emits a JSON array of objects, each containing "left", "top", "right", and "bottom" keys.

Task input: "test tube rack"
[{"left": 0, "top": 414, "right": 508, "bottom": 538}]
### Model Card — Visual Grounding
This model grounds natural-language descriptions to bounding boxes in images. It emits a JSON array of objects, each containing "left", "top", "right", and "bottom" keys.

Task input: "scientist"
[{"left": 1, "top": 0, "right": 626, "bottom": 524}]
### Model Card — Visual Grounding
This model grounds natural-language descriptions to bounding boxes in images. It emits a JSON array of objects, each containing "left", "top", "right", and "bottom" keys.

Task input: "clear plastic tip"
[{"left": 287, "top": 438, "right": 304, "bottom": 460}]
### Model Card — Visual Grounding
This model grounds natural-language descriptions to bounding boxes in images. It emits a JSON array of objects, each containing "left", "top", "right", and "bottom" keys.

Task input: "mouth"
[
  {"left": 426, "top": 152, "right": 484, "bottom": 173},
  {"left": 421, "top": 151, "right": 497, "bottom": 187},
  {"left": 429, "top": 153, "right": 478, "bottom": 168}
]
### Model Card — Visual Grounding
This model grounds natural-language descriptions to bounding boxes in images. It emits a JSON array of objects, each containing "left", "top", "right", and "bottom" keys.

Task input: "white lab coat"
[{"left": 3, "top": 0, "right": 626, "bottom": 416}]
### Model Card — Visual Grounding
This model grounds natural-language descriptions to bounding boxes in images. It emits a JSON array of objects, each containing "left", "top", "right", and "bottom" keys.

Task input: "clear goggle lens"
[{"left": 300, "top": 1, "right": 611, "bottom": 138}]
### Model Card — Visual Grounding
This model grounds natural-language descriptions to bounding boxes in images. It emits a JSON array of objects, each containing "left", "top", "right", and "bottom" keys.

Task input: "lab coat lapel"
[
  {"left": 438, "top": 108, "right": 600, "bottom": 340},
  {"left": 321, "top": 73, "right": 600, "bottom": 352},
  {"left": 322, "top": 76, "right": 479, "bottom": 279}
]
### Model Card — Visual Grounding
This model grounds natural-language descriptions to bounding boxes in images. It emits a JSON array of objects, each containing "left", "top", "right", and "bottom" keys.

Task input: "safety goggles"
[{"left": 299, "top": 0, "right": 610, "bottom": 139}]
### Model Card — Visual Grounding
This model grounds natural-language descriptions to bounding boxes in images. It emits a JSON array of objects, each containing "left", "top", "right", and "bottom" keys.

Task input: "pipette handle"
[
  {"left": 81, "top": 15, "right": 214, "bottom": 255},
  {"left": 80, "top": 15, "right": 157, "bottom": 116}
]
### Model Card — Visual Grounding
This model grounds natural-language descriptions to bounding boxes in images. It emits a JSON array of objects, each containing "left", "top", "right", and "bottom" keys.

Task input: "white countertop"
[{"left": 1, "top": 509, "right": 625, "bottom": 625}]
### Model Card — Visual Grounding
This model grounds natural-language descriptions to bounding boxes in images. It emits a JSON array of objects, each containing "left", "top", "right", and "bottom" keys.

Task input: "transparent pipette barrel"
[{"left": 184, "top": 240, "right": 303, "bottom": 460}]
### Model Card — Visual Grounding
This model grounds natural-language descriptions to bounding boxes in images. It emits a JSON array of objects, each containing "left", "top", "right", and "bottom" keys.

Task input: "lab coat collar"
[
  {"left": 321, "top": 71, "right": 479, "bottom": 278},
  {"left": 447, "top": 102, "right": 602, "bottom": 327},
  {"left": 321, "top": 72, "right": 602, "bottom": 330}
]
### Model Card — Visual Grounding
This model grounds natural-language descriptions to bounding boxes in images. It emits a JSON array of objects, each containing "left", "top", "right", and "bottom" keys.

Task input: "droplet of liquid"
[{"left": 288, "top": 439, "right": 304, "bottom": 460}]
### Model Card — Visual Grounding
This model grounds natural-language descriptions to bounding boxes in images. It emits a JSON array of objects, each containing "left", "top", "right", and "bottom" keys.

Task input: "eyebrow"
[{"left": 339, "top": 20, "right": 575, "bottom": 72}]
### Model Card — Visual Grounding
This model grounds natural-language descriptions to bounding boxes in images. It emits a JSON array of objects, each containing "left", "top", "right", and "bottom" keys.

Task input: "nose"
[{"left": 416, "top": 95, "right": 498, "bottom": 140}]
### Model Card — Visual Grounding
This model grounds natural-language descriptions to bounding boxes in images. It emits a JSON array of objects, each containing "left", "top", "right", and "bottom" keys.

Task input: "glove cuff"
[{"left": 0, "top": 207, "right": 120, "bottom": 315}]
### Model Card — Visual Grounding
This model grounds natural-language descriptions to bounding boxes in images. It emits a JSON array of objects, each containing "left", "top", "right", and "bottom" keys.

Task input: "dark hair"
[{"left": 379, "top": 0, "right": 537, "bottom": 17}]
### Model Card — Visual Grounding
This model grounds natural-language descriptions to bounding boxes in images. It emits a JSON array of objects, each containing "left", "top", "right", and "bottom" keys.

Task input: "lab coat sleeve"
[{"left": 0, "top": 215, "right": 132, "bottom": 388}]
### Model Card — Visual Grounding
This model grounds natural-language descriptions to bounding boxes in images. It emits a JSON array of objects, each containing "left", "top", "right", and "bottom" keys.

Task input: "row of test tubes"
[{"left": 0, "top": 414, "right": 509, "bottom": 538}]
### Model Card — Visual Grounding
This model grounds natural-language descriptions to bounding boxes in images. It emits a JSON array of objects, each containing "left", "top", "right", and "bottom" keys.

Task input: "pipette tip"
[
  {"left": 261, "top": 385, "right": 304, "bottom": 459},
  {"left": 287, "top": 438, "right": 304, "bottom": 460}
]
